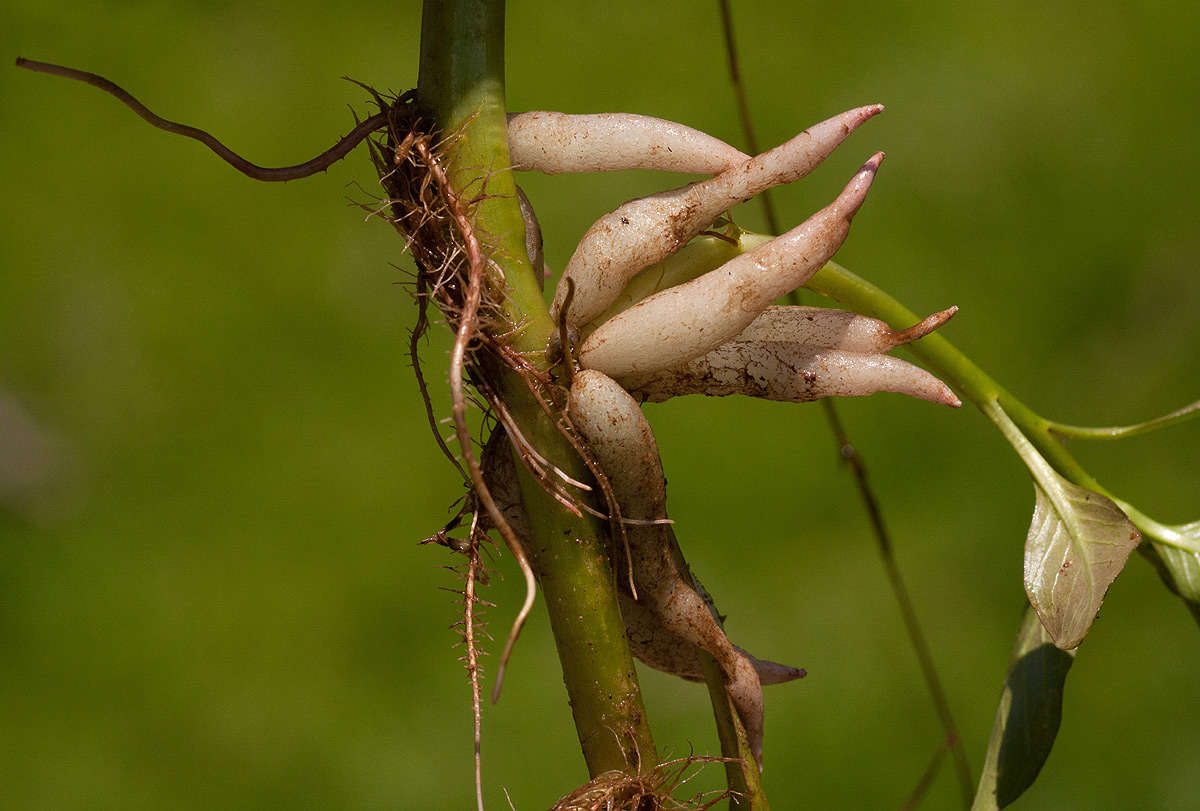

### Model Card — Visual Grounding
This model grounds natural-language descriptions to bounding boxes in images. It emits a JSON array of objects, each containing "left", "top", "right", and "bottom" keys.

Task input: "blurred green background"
[{"left": 4, "top": 2, "right": 1199, "bottom": 808}]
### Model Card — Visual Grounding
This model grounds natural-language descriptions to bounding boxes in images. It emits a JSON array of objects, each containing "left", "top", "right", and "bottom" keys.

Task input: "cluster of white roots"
[{"left": 501, "top": 106, "right": 959, "bottom": 768}]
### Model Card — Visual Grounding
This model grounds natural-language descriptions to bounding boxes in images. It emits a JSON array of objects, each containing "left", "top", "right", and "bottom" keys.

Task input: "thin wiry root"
[
  {"left": 489, "top": 391, "right": 592, "bottom": 492},
  {"left": 481, "top": 385, "right": 587, "bottom": 518},
  {"left": 463, "top": 514, "right": 486, "bottom": 811}
]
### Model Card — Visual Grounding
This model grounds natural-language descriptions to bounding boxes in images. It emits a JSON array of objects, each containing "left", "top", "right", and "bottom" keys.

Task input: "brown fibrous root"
[
  {"left": 363, "top": 90, "right": 544, "bottom": 707},
  {"left": 550, "top": 754, "right": 738, "bottom": 811}
]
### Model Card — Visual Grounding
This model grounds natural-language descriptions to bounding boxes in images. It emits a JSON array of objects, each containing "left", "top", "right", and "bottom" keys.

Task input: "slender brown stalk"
[
  {"left": 899, "top": 741, "right": 949, "bottom": 811},
  {"left": 15, "top": 58, "right": 386, "bottom": 181},
  {"left": 820, "top": 405, "right": 973, "bottom": 808}
]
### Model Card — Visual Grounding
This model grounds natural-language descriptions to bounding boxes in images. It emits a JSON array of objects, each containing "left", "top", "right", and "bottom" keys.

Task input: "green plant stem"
[
  {"left": 507, "top": 380, "right": 658, "bottom": 772},
  {"left": 417, "top": 0, "right": 656, "bottom": 778},
  {"left": 699, "top": 653, "right": 767, "bottom": 810},
  {"left": 417, "top": 0, "right": 551, "bottom": 353}
]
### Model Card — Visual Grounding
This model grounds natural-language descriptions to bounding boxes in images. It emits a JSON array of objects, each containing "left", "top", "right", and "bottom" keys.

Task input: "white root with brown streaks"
[
  {"left": 551, "top": 105, "right": 884, "bottom": 329},
  {"left": 508, "top": 111, "right": 750, "bottom": 175},
  {"left": 624, "top": 343, "right": 962, "bottom": 407},
  {"left": 578, "top": 153, "right": 884, "bottom": 378},
  {"left": 735, "top": 304, "right": 959, "bottom": 353},
  {"left": 568, "top": 369, "right": 790, "bottom": 768},
  {"left": 620, "top": 591, "right": 804, "bottom": 686}
]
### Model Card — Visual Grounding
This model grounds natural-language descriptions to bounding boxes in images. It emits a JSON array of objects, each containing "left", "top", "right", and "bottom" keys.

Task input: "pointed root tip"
[
  {"left": 757, "top": 661, "right": 807, "bottom": 685},
  {"left": 846, "top": 103, "right": 886, "bottom": 129},
  {"left": 941, "top": 386, "right": 963, "bottom": 408},
  {"left": 891, "top": 304, "right": 959, "bottom": 346},
  {"left": 774, "top": 665, "right": 807, "bottom": 683},
  {"left": 852, "top": 152, "right": 885, "bottom": 186},
  {"left": 917, "top": 375, "right": 961, "bottom": 408},
  {"left": 902, "top": 373, "right": 961, "bottom": 408},
  {"left": 835, "top": 152, "right": 886, "bottom": 216}
]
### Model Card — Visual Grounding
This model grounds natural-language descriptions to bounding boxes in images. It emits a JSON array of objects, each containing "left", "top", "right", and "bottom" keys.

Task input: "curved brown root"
[{"left": 15, "top": 58, "right": 390, "bottom": 181}]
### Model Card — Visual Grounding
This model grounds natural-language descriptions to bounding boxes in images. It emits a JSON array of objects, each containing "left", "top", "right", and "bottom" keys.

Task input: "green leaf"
[
  {"left": 1023, "top": 473, "right": 1141, "bottom": 650},
  {"left": 1138, "top": 522, "right": 1200, "bottom": 626},
  {"left": 973, "top": 605, "right": 1076, "bottom": 810},
  {"left": 981, "top": 400, "right": 1141, "bottom": 649}
]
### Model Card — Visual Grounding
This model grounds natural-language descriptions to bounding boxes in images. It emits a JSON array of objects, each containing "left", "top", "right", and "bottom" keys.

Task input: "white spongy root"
[
  {"left": 578, "top": 153, "right": 884, "bottom": 378},
  {"left": 567, "top": 369, "right": 771, "bottom": 767},
  {"left": 567, "top": 370, "right": 666, "bottom": 519},
  {"left": 624, "top": 343, "right": 962, "bottom": 408},
  {"left": 507, "top": 111, "right": 750, "bottom": 175},
  {"left": 551, "top": 105, "right": 884, "bottom": 329}
]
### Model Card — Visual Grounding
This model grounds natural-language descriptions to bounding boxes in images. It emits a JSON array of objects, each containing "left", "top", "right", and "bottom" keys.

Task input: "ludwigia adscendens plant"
[{"left": 14, "top": 1, "right": 1200, "bottom": 808}]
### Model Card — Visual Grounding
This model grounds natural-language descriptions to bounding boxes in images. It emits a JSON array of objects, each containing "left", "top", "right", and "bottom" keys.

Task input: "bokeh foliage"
[{"left": 3, "top": 1, "right": 1198, "bottom": 808}]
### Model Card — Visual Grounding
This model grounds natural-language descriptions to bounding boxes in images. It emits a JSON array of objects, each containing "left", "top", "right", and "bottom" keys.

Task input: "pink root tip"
[{"left": 836, "top": 152, "right": 885, "bottom": 217}]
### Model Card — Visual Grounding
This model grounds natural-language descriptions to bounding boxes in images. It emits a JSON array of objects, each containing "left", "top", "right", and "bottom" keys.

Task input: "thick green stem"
[
  {"left": 417, "top": 0, "right": 551, "bottom": 352},
  {"left": 417, "top": 0, "right": 656, "bottom": 778}
]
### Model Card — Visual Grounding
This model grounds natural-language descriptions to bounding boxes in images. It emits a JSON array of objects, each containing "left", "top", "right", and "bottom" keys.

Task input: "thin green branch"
[
  {"left": 1047, "top": 398, "right": 1200, "bottom": 441},
  {"left": 804, "top": 261, "right": 1200, "bottom": 556},
  {"left": 803, "top": 260, "right": 1103, "bottom": 491},
  {"left": 700, "top": 654, "right": 768, "bottom": 810},
  {"left": 979, "top": 400, "right": 1063, "bottom": 495}
]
